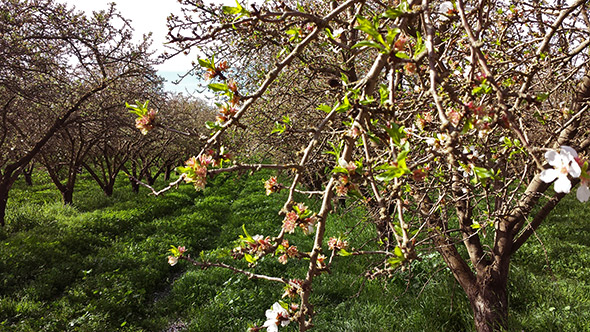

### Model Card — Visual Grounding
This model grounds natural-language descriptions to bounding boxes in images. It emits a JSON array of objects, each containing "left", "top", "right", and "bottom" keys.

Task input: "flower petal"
[
  {"left": 567, "top": 161, "right": 582, "bottom": 178},
  {"left": 577, "top": 184, "right": 590, "bottom": 202},
  {"left": 560, "top": 145, "right": 578, "bottom": 159},
  {"left": 554, "top": 175, "right": 571, "bottom": 193},
  {"left": 539, "top": 168, "right": 558, "bottom": 183},
  {"left": 545, "top": 150, "right": 561, "bottom": 167}
]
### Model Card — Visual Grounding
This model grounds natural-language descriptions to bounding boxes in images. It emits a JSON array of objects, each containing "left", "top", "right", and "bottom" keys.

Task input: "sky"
[{"left": 62, "top": 0, "right": 238, "bottom": 94}]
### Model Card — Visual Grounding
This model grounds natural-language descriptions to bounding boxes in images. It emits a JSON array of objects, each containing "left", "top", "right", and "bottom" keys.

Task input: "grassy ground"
[{"left": 0, "top": 171, "right": 589, "bottom": 331}]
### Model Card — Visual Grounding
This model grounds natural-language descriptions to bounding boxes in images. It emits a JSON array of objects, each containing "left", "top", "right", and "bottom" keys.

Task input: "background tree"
[
  {"left": 143, "top": 0, "right": 590, "bottom": 331},
  {"left": 0, "top": 0, "right": 158, "bottom": 225}
]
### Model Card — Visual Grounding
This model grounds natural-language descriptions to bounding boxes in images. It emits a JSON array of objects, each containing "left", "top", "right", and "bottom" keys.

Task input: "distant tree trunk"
[
  {"left": 146, "top": 172, "right": 155, "bottom": 186},
  {"left": 123, "top": 163, "right": 140, "bottom": 193},
  {"left": 23, "top": 163, "right": 34, "bottom": 186},
  {"left": 103, "top": 183, "right": 114, "bottom": 196},
  {"left": 164, "top": 164, "right": 172, "bottom": 181},
  {"left": 62, "top": 186, "right": 74, "bottom": 205},
  {"left": 129, "top": 176, "right": 139, "bottom": 193}
]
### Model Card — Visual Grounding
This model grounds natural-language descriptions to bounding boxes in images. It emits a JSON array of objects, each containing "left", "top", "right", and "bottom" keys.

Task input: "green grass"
[{"left": 0, "top": 170, "right": 589, "bottom": 331}]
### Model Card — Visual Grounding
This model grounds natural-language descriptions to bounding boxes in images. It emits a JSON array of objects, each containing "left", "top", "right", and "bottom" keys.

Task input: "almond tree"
[{"left": 146, "top": 1, "right": 590, "bottom": 331}]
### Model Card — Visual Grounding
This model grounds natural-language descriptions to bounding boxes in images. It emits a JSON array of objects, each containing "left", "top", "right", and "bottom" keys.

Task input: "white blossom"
[
  {"left": 263, "top": 302, "right": 290, "bottom": 332},
  {"left": 539, "top": 146, "right": 581, "bottom": 193}
]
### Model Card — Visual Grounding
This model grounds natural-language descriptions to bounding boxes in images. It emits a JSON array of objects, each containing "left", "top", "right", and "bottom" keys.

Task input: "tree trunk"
[
  {"left": 23, "top": 165, "right": 33, "bottom": 186},
  {"left": 164, "top": 164, "right": 172, "bottom": 181},
  {"left": 146, "top": 172, "right": 155, "bottom": 186},
  {"left": 468, "top": 281, "right": 508, "bottom": 332},
  {"left": 0, "top": 181, "right": 10, "bottom": 227},
  {"left": 103, "top": 183, "right": 114, "bottom": 196},
  {"left": 129, "top": 175, "right": 139, "bottom": 193},
  {"left": 62, "top": 187, "right": 74, "bottom": 205},
  {"left": 0, "top": 171, "right": 19, "bottom": 226}
]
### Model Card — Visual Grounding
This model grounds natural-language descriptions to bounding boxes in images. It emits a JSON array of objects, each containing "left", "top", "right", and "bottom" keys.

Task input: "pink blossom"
[
  {"left": 282, "top": 212, "right": 298, "bottom": 233},
  {"left": 278, "top": 254, "right": 288, "bottom": 264}
]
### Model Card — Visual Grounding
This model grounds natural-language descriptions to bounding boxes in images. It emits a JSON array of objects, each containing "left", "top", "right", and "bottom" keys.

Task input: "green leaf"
[
  {"left": 383, "top": 8, "right": 405, "bottom": 19},
  {"left": 332, "top": 166, "right": 349, "bottom": 174},
  {"left": 473, "top": 166, "right": 495, "bottom": 180},
  {"left": 355, "top": 16, "right": 381, "bottom": 41},
  {"left": 387, "top": 257, "right": 403, "bottom": 268},
  {"left": 461, "top": 118, "right": 474, "bottom": 134},
  {"left": 395, "top": 51, "right": 409, "bottom": 59},
  {"left": 271, "top": 122, "right": 286, "bottom": 135},
  {"left": 168, "top": 245, "right": 179, "bottom": 256},
  {"left": 222, "top": 5, "right": 241, "bottom": 15},
  {"left": 205, "top": 121, "right": 222, "bottom": 131},
  {"left": 244, "top": 253, "right": 257, "bottom": 263},
  {"left": 176, "top": 166, "right": 192, "bottom": 173},
  {"left": 198, "top": 58, "right": 214, "bottom": 70},
  {"left": 208, "top": 83, "right": 229, "bottom": 92},
  {"left": 375, "top": 166, "right": 407, "bottom": 182},
  {"left": 384, "top": 123, "right": 405, "bottom": 146},
  {"left": 413, "top": 31, "right": 426, "bottom": 58},
  {"left": 281, "top": 115, "right": 291, "bottom": 124},
  {"left": 334, "top": 95, "right": 352, "bottom": 113},
  {"left": 351, "top": 40, "right": 386, "bottom": 52},
  {"left": 385, "top": 27, "right": 400, "bottom": 47},
  {"left": 340, "top": 72, "right": 349, "bottom": 84},
  {"left": 383, "top": 0, "right": 409, "bottom": 19},
  {"left": 397, "top": 150, "right": 409, "bottom": 170},
  {"left": 317, "top": 104, "right": 332, "bottom": 113},
  {"left": 286, "top": 28, "right": 300, "bottom": 36},
  {"left": 222, "top": 0, "right": 249, "bottom": 19},
  {"left": 394, "top": 246, "right": 403, "bottom": 257},
  {"left": 536, "top": 92, "right": 549, "bottom": 102},
  {"left": 339, "top": 249, "right": 352, "bottom": 256},
  {"left": 242, "top": 224, "right": 254, "bottom": 243},
  {"left": 324, "top": 27, "right": 335, "bottom": 40}
]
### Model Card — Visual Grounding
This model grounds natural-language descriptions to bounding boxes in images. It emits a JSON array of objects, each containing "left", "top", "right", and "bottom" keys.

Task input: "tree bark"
[{"left": 467, "top": 275, "right": 509, "bottom": 332}]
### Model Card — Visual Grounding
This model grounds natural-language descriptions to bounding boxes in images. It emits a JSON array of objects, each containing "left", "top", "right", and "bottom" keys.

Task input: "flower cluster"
[
  {"left": 327, "top": 237, "right": 348, "bottom": 251},
  {"left": 276, "top": 239, "right": 299, "bottom": 264},
  {"left": 135, "top": 109, "right": 157, "bottom": 135},
  {"left": 334, "top": 158, "right": 361, "bottom": 197},
  {"left": 204, "top": 60, "right": 229, "bottom": 80},
  {"left": 282, "top": 279, "right": 304, "bottom": 299},
  {"left": 415, "top": 111, "right": 434, "bottom": 131},
  {"left": 316, "top": 254, "right": 327, "bottom": 269},
  {"left": 167, "top": 245, "right": 186, "bottom": 266},
  {"left": 215, "top": 104, "right": 237, "bottom": 124},
  {"left": 181, "top": 155, "right": 211, "bottom": 190},
  {"left": 540, "top": 146, "right": 589, "bottom": 202},
  {"left": 178, "top": 149, "right": 231, "bottom": 191},
  {"left": 282, "top": 203, "right": 317, "bottom": 235},
  {"left": 126, "top": 101, "right": 157, "bottom": 135},
  {"left": 232, "top": 234, "right": 273, "bottom": 260},
  {"left": 264, "top": 176, "right": 283, "bottom": 195},
  {"left": 466, "top": 102, "right": 494, "bottom": 137}
]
